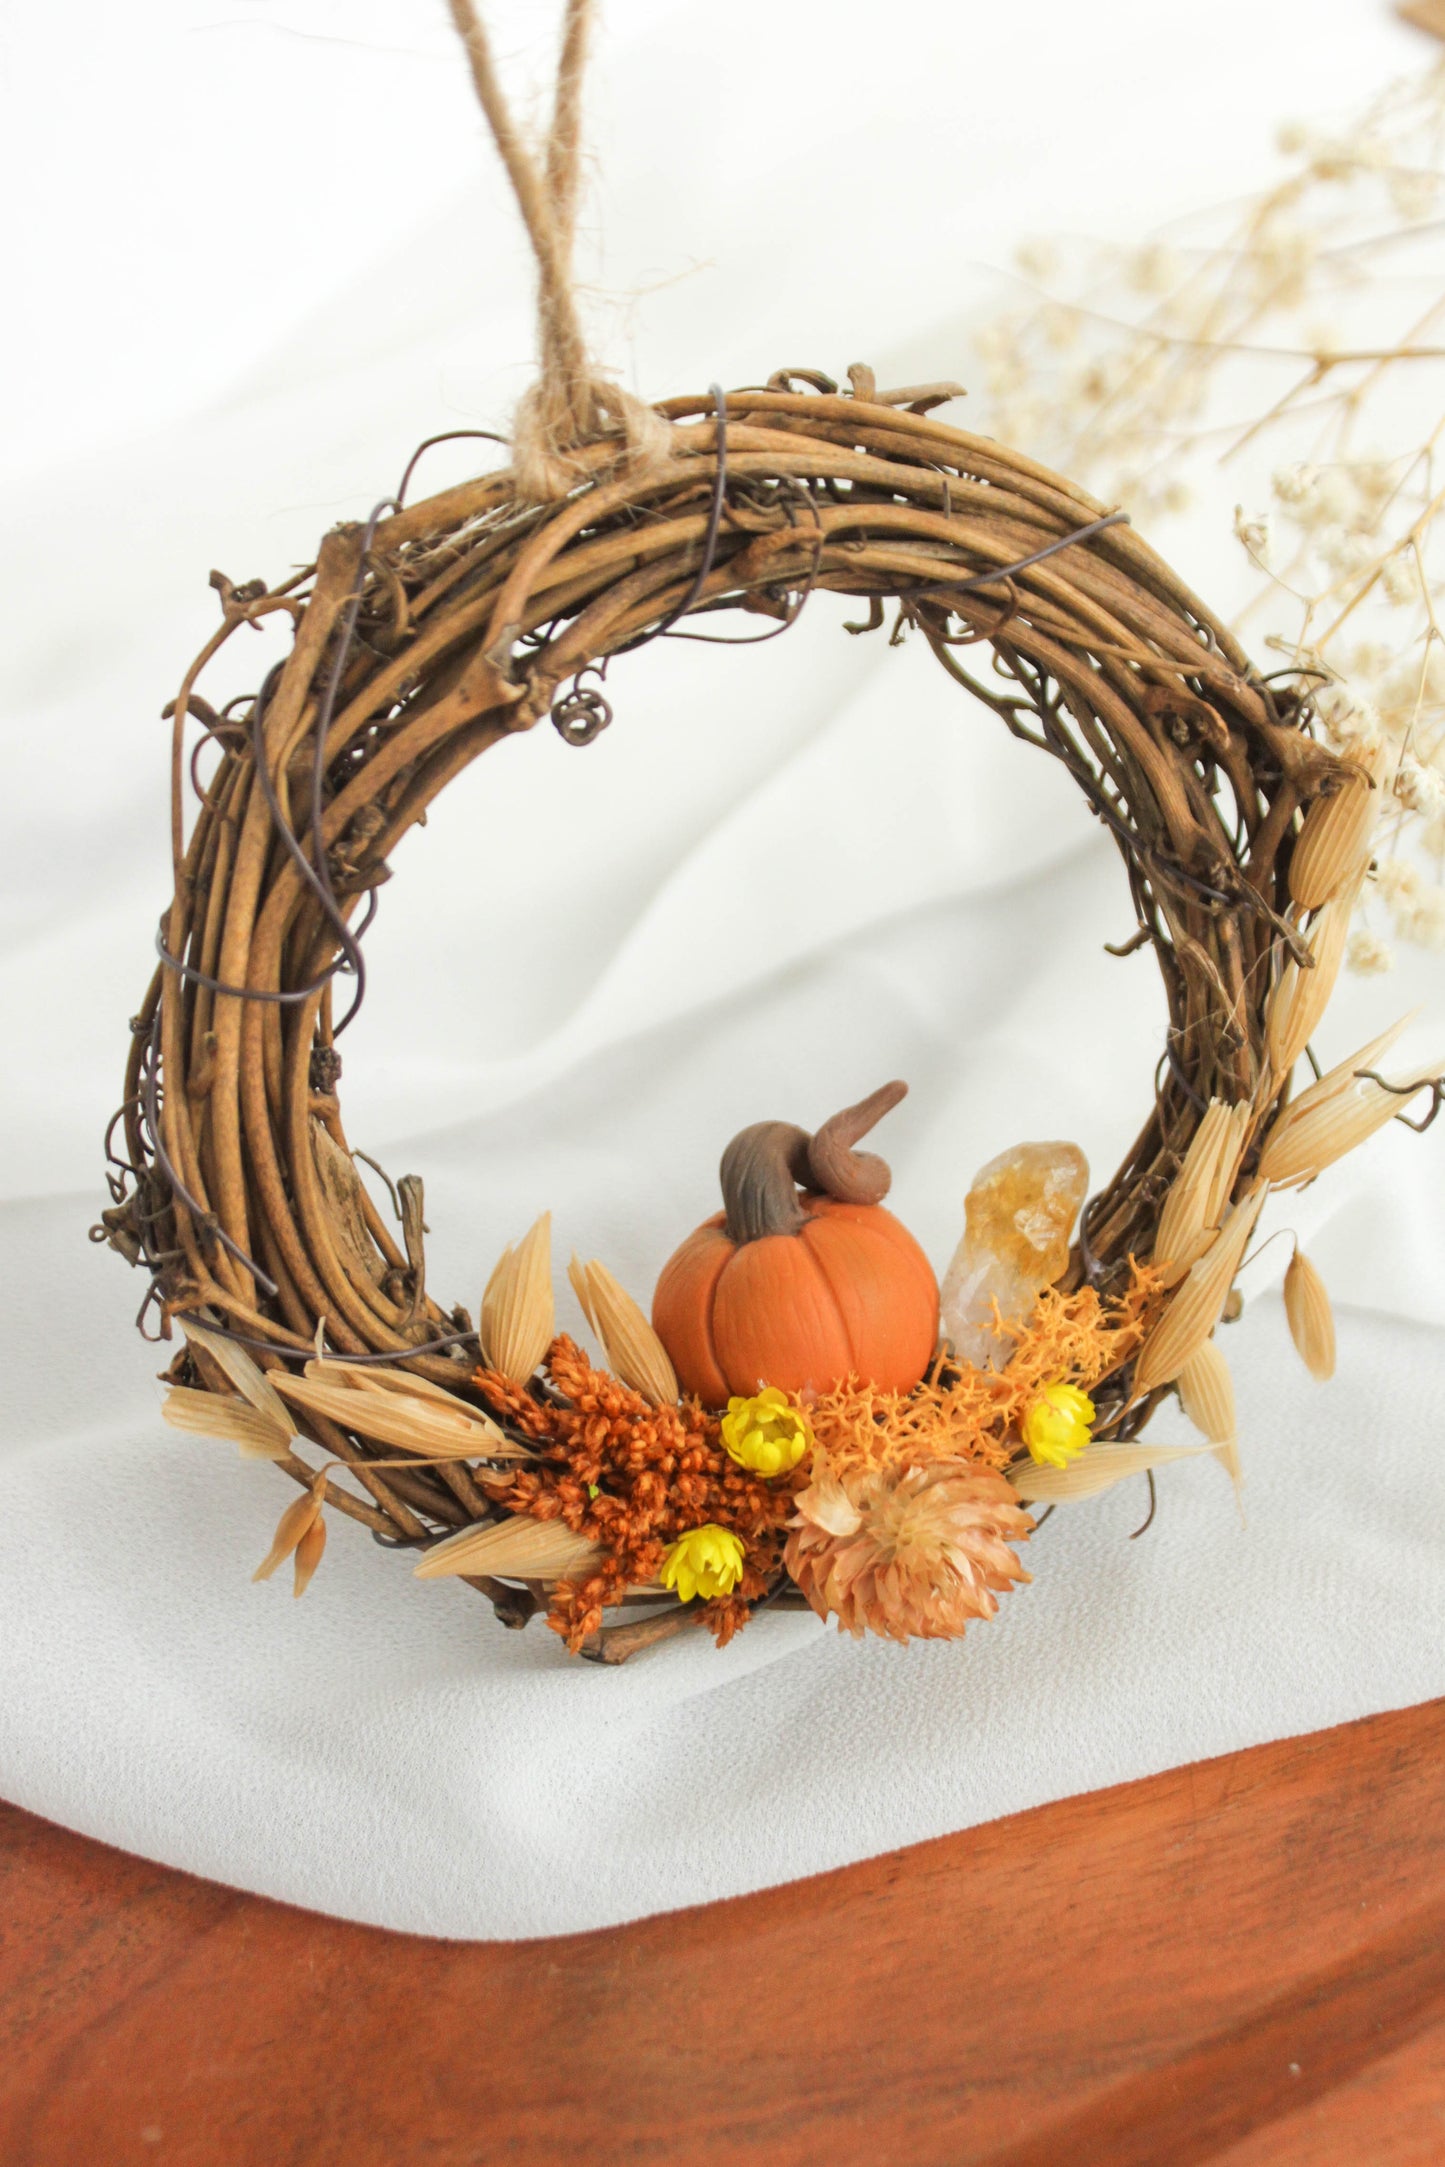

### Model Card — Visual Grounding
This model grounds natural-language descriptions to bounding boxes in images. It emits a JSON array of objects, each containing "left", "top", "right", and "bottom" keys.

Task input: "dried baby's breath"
[
  {"left": 568, "top": 1253, "right": 679, "bottom": 1406},
  {"left": 413, "top": 1514, "right": 607, "bottom": 1582},
  {"left": 480, "top": 1212, "right": 555, "bottom": 1384},
  {"left": 1347, "top": 928, "right": 1395, "bottom": 976},
  {"left": 966, "top": 63, "right": 1445, "bottom": 959},
  {"left": 1284, "top": 1249, "right": 1337, "bottom": 1379}
]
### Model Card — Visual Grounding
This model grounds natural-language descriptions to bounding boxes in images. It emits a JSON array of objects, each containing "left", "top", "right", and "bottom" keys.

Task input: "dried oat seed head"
[
  {"left": 480, "top": 1212, "right": 555, "bottom": 1383},
  {"left": 1284, "top": 1249, "right": 1337, "bottom": 1380}
]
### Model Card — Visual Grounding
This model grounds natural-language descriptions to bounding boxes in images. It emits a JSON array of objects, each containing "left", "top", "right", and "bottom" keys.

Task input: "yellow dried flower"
[
  {"left": 660, "top": 1525, "right": 746, "bottom": 1603},
  {"left": 720, "top": 1388, "right": 813, "bottom": 1477},
  {"left": 1021, "top": 1382, "right": 1096, "bottom": 1469}
]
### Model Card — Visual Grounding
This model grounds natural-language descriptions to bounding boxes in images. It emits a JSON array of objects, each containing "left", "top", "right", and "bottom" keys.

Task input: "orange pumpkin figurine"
[{"left": 652, "top": 1081, "right": 939, "bottom": 1404}]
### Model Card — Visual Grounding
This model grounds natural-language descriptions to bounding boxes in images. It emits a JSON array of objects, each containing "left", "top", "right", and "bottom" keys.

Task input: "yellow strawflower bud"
[
  {"left": 1021, "top": 1383, "right": 1096, "bottom": 1469},
  {"left": 660, "top": 1524, "right": 746, "bottom": 1602},
  {"left": 720, "top": 1388, "right": 813, "bottom": 1477}
]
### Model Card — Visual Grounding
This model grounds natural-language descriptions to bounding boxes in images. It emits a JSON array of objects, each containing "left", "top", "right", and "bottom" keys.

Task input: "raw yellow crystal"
[{"left": 942, "top": 1141, "right": 1089, "bottom": 1369}]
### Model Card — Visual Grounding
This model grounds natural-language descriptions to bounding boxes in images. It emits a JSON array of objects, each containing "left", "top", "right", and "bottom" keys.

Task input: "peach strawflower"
[{"left": 785, "top": 1456, "right": 1034, "bottom": 1642}]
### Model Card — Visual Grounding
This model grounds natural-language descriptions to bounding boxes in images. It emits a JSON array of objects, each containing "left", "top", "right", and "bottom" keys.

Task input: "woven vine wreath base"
[{"left": 98, "top": 366, "right": 1356, "bottom": 1663}]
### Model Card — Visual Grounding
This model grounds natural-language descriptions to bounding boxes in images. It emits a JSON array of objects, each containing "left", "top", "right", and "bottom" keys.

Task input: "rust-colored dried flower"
[
  {"left": 473, "top": 1337, "right": 798, "bottom": 1652},
  {"left": 786, "top": 1457, "right": 1033, "bottom": 1643}
]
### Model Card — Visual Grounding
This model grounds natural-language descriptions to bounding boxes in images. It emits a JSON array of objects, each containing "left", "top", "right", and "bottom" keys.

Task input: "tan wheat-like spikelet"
[
  {"left": 320, "top": 1361, "right": 481, "bottom": 1408},
  {"left": 1212, "top": 1433, "right": 1244, "bottom": 1495},
  {"left": 274, "top": 1369, "right": 526, "bottom": 1460},
  {"left": 1201, "top": 1101, "right": 1252, "bottom": 1232},
  {"left": 1134, "top": 1183, "right": 1266, "bottom": 1396},
  {"left": 1288, "top": 754, "right": 1382, "bottom": 910},
  {"left": 568, "top": 1254, "right": 679, "bottom": 1405},
  {"left": 1257, "top": 1014, "right": 1429, "bottom": 1188},
  {"left": 414, "top": 1514, "right": 607, "bottom": 1582},
  {"left": 1177, "top": 1336, "right": 1243, "bottom": 1491},
  {"left": 181, "top": 1319, "right": 293, "bottom": 1449},
  {"left": 253, "top": 1466, "right": 328, "bottom": 1590},
  {"left": 292, "top": 1513, "right": 327, "bottom": 1598},
  {"left": 1284, "top": 1250, "right": 1337, "bottom": 1379},
  {"left": 1154, "top": 1101, "right": 1249, "bottom": 1286},
  {"left": 1010, "top": 1440, "right": 1206, "bottom": 1503},
  {"left": 162, "top": 1384, "right": 294, "bottom": 1461},
  {"left": 1178, "top": 1337, "right": 1237, "bottom": 1442},
  {"left": 479, "top": 1212, "right": 555, "bottom": 1382},
  {"left": 1265, "top": 887, "right": 1356, "bottom": 1080}
]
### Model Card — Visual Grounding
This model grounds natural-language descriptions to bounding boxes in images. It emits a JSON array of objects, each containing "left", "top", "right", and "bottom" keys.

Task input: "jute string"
[{"left": 446, "top": 0, "right": 675, "bottom": 501}]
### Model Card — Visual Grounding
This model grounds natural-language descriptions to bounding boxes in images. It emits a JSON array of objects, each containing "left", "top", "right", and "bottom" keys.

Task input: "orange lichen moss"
[
  {"left": 473, "top": 1336, "right": 799, "bottom": 1653},
  {"left": 804, "top": 1263, "right": 1163, "bottom": 1479}
]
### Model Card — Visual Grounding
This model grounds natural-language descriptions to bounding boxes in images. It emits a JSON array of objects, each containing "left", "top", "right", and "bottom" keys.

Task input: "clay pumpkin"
[{"left": 652, "top": 1081, "right": 940, "bottom": 1405}]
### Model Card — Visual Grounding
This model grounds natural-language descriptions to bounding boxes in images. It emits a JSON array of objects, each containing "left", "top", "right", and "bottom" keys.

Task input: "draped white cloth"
[{"left": 2, "top": 0, "right": 1440, "bottom": 1938}]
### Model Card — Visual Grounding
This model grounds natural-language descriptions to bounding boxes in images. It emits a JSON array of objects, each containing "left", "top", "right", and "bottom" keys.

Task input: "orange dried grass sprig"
[
  {"left": 805, "top": 1264, "right": 1163, "bottom": 1481},
  {"left": 475, "top": 1337, "right": 798, "bottom": 1651}
]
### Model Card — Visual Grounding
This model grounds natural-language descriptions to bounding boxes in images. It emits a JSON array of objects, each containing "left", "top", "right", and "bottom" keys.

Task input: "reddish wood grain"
[{"left": 2, "top": 1699, "right": 1443, "bottom": 2166}]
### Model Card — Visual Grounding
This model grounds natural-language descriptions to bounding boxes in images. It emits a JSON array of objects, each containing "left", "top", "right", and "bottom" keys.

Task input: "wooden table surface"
[{"left": 3, "top": 1699, "right": 1443, "bottom": 2166}]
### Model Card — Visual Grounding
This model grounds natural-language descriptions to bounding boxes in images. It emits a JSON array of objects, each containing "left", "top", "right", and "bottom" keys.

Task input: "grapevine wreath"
[{"left": 96, "top": 1, "right": 1442, "bottom": 1663}]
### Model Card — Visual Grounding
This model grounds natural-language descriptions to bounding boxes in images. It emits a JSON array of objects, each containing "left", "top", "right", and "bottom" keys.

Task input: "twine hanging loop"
[{"left": 447, "top": 0, "right": 675, "bottom": 500}]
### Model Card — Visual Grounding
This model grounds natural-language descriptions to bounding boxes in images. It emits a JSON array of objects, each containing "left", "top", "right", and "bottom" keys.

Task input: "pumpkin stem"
[
  {"left": 807, "top": 1080, "right": 908, "bottom": 1204},
  {"left": 720, "top": 1122, "right": 813, "bottom": 1243},
  {"left": 718, "top": 1082, "right": 909, "bottom": 1243}
]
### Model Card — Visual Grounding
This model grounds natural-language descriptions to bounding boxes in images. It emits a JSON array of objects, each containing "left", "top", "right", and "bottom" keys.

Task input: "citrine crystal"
[{"left": 941, "top": 1141, "right": 1089, "bottom": 1369}]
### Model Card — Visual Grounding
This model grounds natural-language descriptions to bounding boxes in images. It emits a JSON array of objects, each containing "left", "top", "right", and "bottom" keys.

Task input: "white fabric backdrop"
[{"left": 2, "top": 0, "right": 1442, "bottom": 1939}]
